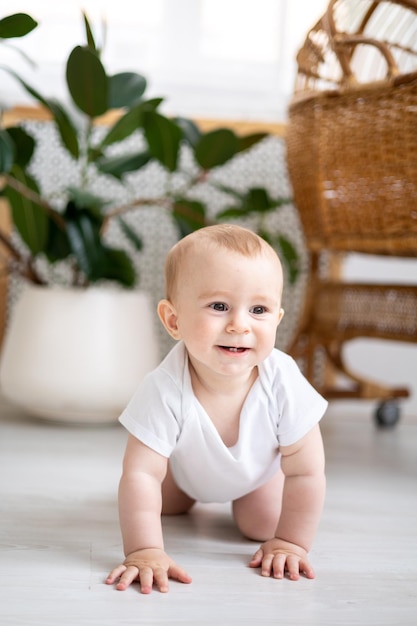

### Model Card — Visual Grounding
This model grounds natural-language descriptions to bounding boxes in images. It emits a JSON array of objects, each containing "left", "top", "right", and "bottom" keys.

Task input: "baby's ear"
[{"left": 157, "top": 299, "right": 181, "bottom": 340}]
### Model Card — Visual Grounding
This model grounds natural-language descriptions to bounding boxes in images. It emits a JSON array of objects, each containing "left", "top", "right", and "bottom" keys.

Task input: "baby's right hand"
[{"left": 106, "top": 548, "right": 192, "bottom": 594}]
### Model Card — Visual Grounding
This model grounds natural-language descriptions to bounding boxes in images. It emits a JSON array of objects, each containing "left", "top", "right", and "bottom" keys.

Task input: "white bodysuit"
[{"left": 119, "top": 341, "right": 328, "bottom": 503}]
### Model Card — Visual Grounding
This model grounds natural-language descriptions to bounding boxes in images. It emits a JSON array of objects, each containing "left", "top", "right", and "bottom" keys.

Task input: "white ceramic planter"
[{"left": 0, "top": 285, "right": 159, "bottom": 424}]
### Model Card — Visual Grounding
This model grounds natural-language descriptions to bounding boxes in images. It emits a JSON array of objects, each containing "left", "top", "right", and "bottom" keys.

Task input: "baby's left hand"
[{"left": 249, "top": 538, "right": 315, "bottom": 580}]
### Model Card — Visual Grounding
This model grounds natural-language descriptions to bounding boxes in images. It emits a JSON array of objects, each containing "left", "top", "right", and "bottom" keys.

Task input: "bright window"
[{"left": 1, "top": 0, "right": 328, "bottom": 121}]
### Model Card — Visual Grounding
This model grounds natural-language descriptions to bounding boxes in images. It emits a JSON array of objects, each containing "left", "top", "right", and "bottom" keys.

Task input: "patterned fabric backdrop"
[{"left": 8, "top": 120, "right": 308, "bottom": 362}]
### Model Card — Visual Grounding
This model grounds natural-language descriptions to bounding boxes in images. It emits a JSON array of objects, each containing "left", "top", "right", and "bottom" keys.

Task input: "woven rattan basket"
[{"left": 285, "top": 0, "right": 417, "bottom": 425}]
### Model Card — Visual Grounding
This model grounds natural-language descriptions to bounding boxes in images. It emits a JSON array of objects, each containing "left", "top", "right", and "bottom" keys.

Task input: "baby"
[{"left": 106, "top": 224, "right": 327, "bottom": 594}]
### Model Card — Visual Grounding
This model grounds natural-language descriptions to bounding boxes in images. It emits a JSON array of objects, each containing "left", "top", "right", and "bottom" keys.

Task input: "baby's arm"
[
  {"left": 106, "top": 434, "right": 192, "bottom": 594},
  {"left": 249, "top": 423, "right": 326, "bottom": 580}
]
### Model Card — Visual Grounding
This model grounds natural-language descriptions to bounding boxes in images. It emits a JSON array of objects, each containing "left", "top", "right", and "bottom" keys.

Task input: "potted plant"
[{"left": 0, "top": 12, "right": 299, "bottom": 423}]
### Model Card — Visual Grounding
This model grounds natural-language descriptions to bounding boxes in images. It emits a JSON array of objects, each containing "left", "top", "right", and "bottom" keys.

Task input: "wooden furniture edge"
[{"left": 2, "top": 105, "right": 286, "bottom": 136}]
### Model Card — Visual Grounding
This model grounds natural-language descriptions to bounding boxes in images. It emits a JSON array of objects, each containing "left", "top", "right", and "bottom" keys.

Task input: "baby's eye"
[
  {"left": 210, "top": 302, "right": 228, "bottom": 312},
  {"left": 250, "top": 305, "right": 267, "bottom": 315}
]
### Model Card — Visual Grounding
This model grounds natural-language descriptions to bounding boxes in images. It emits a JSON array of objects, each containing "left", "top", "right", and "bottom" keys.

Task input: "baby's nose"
[{"left": 226, "top": 312, "right": 250, "bottom": 334}]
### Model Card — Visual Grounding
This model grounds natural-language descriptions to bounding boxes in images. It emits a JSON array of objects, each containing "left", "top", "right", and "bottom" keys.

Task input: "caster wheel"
[{"left": 374, "top": 400, "right": 401, "bottom": 428}]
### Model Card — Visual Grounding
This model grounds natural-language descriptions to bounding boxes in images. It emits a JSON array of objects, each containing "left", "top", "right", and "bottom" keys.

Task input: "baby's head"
[
  {"left": 158, "top": 225, "right": 285, "bottom": 369},
  {"left": 163, "top": 224, "right": 284, "bottom": 304}
]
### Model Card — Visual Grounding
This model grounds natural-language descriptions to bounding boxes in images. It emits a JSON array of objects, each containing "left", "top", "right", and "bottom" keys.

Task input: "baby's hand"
[
  {"left": 106, "top": 548, "right": 192, "bottom": 594},
  {"left": 249, "top": 538, "right": 315, "bottom": 581}
]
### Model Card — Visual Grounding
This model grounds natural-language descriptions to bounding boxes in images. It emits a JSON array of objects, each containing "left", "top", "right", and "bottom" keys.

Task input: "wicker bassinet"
[{"left": 285, "top": 0, "right": 417, "bottom": 425}]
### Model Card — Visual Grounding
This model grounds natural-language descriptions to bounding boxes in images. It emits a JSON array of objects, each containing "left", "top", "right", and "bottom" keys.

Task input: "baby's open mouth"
[{"left": 219, "top": 346, "right": 248, "bottom": 353}]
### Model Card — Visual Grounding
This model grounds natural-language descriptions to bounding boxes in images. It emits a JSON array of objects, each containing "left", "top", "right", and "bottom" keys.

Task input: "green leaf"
[
  {"left": 210, "top": 182, "right": 244, "bottom": 202},
  {"left": 101, "top": 247, "right": 136, "bottom": 287},
  {"left": 64, "top": 207, "right": 137, "bottom": 287},
  {"left": 99, "top": 99, "right": 162, "bottom": 148},
  {"left": 237, "top": 132, "right": 268, "bottom": 153},
  {"left": 0, "top": 13, "right": 37, "bottom": 39},
  {"left": 259, "top": 230, "right": 300, "bottom": 285},
  {"left": 0, "top": 129, "right": 15, "bottom": 173},
  {"left": 194, "top": 129, "right": 239, "bottom": 169},
  {"left": 174, "top": 117, "right": 201, "bottom": 148},
  {"left": 65, "top": 210, "right": 103, "bottom": 280},
  {"left": 215, "top": 207, "right": 249, "bottom": 219},
  {"left": 66, "top": 187, "right": 107, "bottom": 219},
  {"left": 108, "top": 72, "right": 147, "bottom": 109},
  {"left": 4, "top": 126, "right": 35, "bottom": 168},
  {"left": 172, "top": 198, "right": 206, "bottom": 237},
  {"left": 143, "top": 111, "right": 182, "bottom": 172},
  {"left": 96, "top": 150, "right": 150, "bottom": 179},
  {"left": 0, "top": 71, "right": 79, "bottom": 160},
  {"left": 63, "top": 204, "right": 138, "bottom": 286},
  {"left": 244, "top": 187, "right": 274, "bottom": 212},
  {"left": 66, "top": 46, "right": 108, "bottom": 118},
  {"left": 100, "top": 107, "right": 144, "bottom": 147},
  {"left": 142, "top": 97, "right": 164, "bottom": 110},
  {"left": 45, "top": 218, "right": 71, "bottom": 262},
  {"left": 217, "top": 187, "right": 277, "bottom": 219},
  {"left": 118, "top": 218, "right": 143, "bottom": 251},
  {"left": 276, "top": 235, "right": 300, "bottom": 284},
  {"left": 4, "top": 167, "right": 48, "bottom": 254},
  {"left": 47, "top": 100, "right": 80, "bottom": 159},
  {"left": 82, "top": 11, "right": 97, "bottom": 51},
  {"left": 1, "top": 68, "right": 49, "bottom": 108}
]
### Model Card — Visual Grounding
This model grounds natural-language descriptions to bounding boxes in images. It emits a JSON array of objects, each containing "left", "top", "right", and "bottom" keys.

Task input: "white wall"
[{"left": 1, "top": 0, "right": 328, "bottom": 121}]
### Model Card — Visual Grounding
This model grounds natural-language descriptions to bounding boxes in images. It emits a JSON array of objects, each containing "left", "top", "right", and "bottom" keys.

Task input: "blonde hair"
[{"left": 164, "top": 224, "right": 281, "bottom": 301}]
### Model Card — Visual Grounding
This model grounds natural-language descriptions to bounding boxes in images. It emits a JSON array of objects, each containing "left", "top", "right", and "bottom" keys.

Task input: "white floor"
[{"left": 1, "top": 394, "right": 416, "bottom": 626}]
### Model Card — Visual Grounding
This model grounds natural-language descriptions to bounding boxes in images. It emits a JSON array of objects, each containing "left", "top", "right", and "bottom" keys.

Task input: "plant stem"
[
  {"left": 105, "top": 197, "right": 172, "bottom": 220},
  {"left": 0, "top": 229, "right": 46, "bottom": 285},
  {"left": 4, "top": 175, "right": 66, "bottom": 230}
]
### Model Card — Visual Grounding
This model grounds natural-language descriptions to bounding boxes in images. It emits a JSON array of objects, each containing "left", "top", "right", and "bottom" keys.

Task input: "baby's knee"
[
  {"left": 232, "top": 471, "right": 284, "bottom": 540},
  {"left": 233, "top": 505, "right": 278, "bottom": 542}
]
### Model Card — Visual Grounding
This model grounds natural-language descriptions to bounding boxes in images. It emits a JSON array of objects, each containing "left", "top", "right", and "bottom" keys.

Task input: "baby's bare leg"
[
  {"left": 161, "top": 462, "right": 196, "bottom": 515},
  {"left": 232, "top": 468, "right": 285, "bottom": 541}
]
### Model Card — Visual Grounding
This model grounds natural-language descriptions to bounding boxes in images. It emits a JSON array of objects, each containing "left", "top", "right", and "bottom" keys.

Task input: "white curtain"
[{"left": 1, "top": 0, "right": 328, "bottom": 121}]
